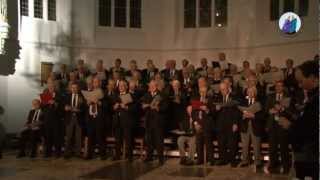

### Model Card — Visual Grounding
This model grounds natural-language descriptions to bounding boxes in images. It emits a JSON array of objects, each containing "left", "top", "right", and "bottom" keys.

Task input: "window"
[
  {"left": 48, "top": 0, "right": 56, "bottom": 21},
  {"left": 298, "top": 0, "right": 309, "bottom": 17},
  {"left": 20, "top": 0, "right": 29, "bottom": 16},
  {"left": 184, "top": 0, "right": 196, "bottom": 28},
  {"left": 199, "top": 0, "right": 211, "bottom": 27},
  {"left": 34, "top": 0, "right": 43, "bottom": 18},
  {"left": 99, "top": 0, "right": 111, "bottom": 26},
  {"left": 130, "top": 0, "right": 141, "bottom": 28},
  {"left": 270, "top": 0, "right": 279, "bottom": 21},
  {"left": 214, "top": 0, "right": 227, "bottom": 27},
  {"left": 114, "top": 0, "right": 127, "bottom": 27},
  {"left": 283, "top": 0, "right": 294, "bottom": 13}
]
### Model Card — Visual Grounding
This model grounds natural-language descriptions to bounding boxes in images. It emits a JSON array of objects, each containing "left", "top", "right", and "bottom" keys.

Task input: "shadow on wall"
[{"left": 0, "top": 0, "right": 20, "bottom": 76}]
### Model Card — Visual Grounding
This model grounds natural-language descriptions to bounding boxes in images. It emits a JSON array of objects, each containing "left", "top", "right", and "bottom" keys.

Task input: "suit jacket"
[
  {"left": 161, "top": 69, "right": 182, "bottom": 82},
  {"left": 290, "top": 87, "right": 319, "bottom": 162},
  {"left": 141, "top": 91, "right": 169, "bottom": 129},
  {"left": 282, "top": 68, "right": 298, "bottom": 94},
  {"left": 238, "top": 98, "right": 265, "bottom": 136},
  {"left": 141, "top": 68, "right": 159, "bottom": 85},
  {"left": 110, "top": 67, "right": 126, "bottom": 78},
  {"left": 168, "top": 89, "right": 189, "bottom": 130},
  {"left": 190, "top": 93, "right": 215, "bottom": 134},
  {"left": 113, "top": 93, "right": 135, "bottom": 128},
  {"left": 64, "top": 93, "right": 86, "bottom": 126},
  {"left": 265, "top": 92, "right": 292, "bottom": 130},
  {"left": 42, "top": 91, "right": 64, "bottom": 127},
  {"left": 26, "top": 109, "right": 45, "bottom": 129},
  {"left": 215, "top": 93, "right": 241, "bottom": 132}
]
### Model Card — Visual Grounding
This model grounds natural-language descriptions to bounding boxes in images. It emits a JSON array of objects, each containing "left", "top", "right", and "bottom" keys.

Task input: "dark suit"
[
  {"left": 64, "top": 93, "right": 86, "bottom": 156},
  {"left": 282, "top": 68, "right": 298, "bottom": 96},
  {"left": 168, "top": 89, "right": 189, "bottom": 131},
  {"left": 215, "top": 93, "right": 241, "bottom": 163},
  {"left": 161, "top": 69, "right": 182, "bottom": 82},
  {"left": 190, "top": 94, "right": 215, "bottom": 163},
  {"left": 265, "top": 93, "right": 292, "bottom": 172},
  {"left": 42, "top": 92, "right": 64, "bottom": 157},
  {"left": 86, "top": 96, "right": 107, "bottom": 158},
  {"left": 110, "top": 67, "right": 126, "bottom": 78},
  {"left": 18, "top": 109, "right": 44, "bottom": 156},
  {"left": 290, "top": 87, "right": 319, "bottom": 180},
  {"left": 141, "top": 68, "right": 159, "bottom": 85},
  {"left": 141, "top": 91, "right": 169, "bottom": 162},
  {"left": 113, "top": 93, "right": 135, "bottom": 160}
]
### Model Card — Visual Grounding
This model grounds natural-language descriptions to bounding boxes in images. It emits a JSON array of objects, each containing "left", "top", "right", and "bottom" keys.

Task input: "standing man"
[
  {"left": 141, "top": 80, "right": 168, "bottom": 165},
  {"left": 278, "top": 60, "right": 319, "bottom": 180},
  {"left": 215, "top": 82, "right": 241, "bottom": 167},
  {"left": 64, "top": 83, "right": 86, "bottom": 159}
]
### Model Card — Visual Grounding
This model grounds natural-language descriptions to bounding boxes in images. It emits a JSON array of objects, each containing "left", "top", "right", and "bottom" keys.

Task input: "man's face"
[
  {"left": 182, "top": 60, "right": 189, "bottom": 67},
  {"left": 115, "top": 60, "right": 121, "bottom": 68},
  {"left": 219, "top": 53, "right": 226, "bottom": 61},
  {"left": 247, "top": 89, "right": 256, "bottom": 98},
  {"left": 118, "top": 82, "right": 126, "bottom": 93},
  {"left": 71, "top": 84, "right": 78, "bottom": 94},
  {"left": 32, "top": 100, "right": 40, "bottom": 109},
  {"left": 220, "top": 84, "right": 229, "bottom": 96},
  {"left": 93, "top": 78, "right": 100, "bottom": 88},
  {"left": 149, "top": 82, "right": 157, "bottom": 92},
  {"left": 295, "top": 68, "right": 315, "bottom": 90},
  {"left": 201, "top": 59, "right": 207, "bottom": 67},
  {"left": 286, "top": 60, "right": 293, "bottom": 68},
  {"left": 275, "top": 82, "right": 284, "bottom": 94},
  {"left": 264, "top": 59, "right": 271, "bottom": 66}
]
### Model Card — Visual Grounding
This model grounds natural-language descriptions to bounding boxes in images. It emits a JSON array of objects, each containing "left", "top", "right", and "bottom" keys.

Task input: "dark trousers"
[
  {"left": 196, "top": 131, "right": 214, "bottom": 163},
  {"left": 145, "top": 126, "right": 164, "bottom": 161},
  {"left": 19, "top": 129, "right": 42, "bottom": 155},
  {"left": 114, "top": 125, "right": 133, "bottom": 159},
  {"left": 295, "top": 161, "right": 319, "bottom": 180},
  {"left": 269, "top": 127, "right": 290, "bottom": 171},
  {"left": 87, "top": 118, "right": 106, "bottom": 157},
  {"left": 65, "top": 116, "right": 82, "bottom": 155},
  {"left": 44, "top": 123, "right": 63, "bottom": 155},
  {"left": 217, "top": 130, "right": 238, "bottom": 163}
]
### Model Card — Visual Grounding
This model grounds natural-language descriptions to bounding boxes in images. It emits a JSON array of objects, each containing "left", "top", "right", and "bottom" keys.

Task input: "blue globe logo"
[{"left": 279, "top": 12, "right": 302, "bottom": 35}]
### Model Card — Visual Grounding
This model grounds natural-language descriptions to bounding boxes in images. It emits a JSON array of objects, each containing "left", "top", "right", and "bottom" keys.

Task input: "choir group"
[{"left": 15, "top": 53, "right": 319, "bottom": 179}]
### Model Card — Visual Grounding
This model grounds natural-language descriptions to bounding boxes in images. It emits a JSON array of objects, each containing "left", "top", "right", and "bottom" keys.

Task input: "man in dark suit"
[
  {"left": 282, "top": 59, "right": 298, "bottom": 96},
  {"left": 141, "top": 80, "right": 169, "bottom": 165},
  {"left": 161, "top": 60, "right": 181, "bottom": 82},
  {"left": 110, "top": 58, "right": 126, "bottom": 78},
  {"left": 85, "top": 77, "right": 107, "bottom": 160},
  {"left": 196, "top": 58, "right": 209, "bottom": 77},
  {"left": 17, "top": 99, "right": 44, "bottom": 158},
  {"left": 264, "top": 80, "right": 292, "bottom": 174},
  {"left": 212, "top": 52, "right": 231, "bottom": 74},
  {"left": 63, "top": 82, "right": 86, "bottom": 159},
  {"left": 168, "top": 80, "right": 189, "bottom": 131},
  {"left": 238, "top": 87, "right": 264, "bottom": 172},
  {"left": 141, "top": 59, "right": 159, "bottom": 85},
  {"left": 278, "top": 60, "right": 319, "bottom": 180},
  {"left": 215, "top": 82, "right": 241, "bottom": 167},
  {"left": 112, "top": 80, "right": 135, "bottom": 161},
  {"left": 92, "top": 60, "right": 109, "bottom": 88},
  {"left": 190, "top": 86, "right": 215, "bottom": 165}
]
